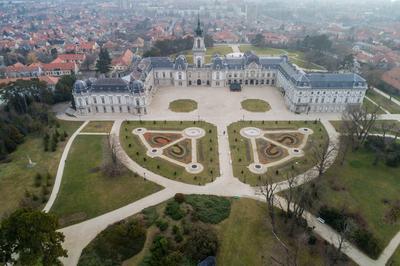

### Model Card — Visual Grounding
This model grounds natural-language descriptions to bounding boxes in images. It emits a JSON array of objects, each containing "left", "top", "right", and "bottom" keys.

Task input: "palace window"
[
  {"left": 178, "top": 72, "right": 182, "bottom": 79},
  {"left": 93, "top": 97, "right": 97, "bottom": 104},
  {"left": 162, "top": 72, "right": 165, "bottom": 78},
  {"left": 101, "top": 96, "right": 105, "bottom": 104},
  {"left": 197, "top": 39, "right": 200, "bottom": 48}
]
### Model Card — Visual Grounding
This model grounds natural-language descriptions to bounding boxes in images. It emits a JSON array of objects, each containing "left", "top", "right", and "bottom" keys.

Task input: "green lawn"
[
  {"left": 81, "top": 121, "right": 114, "bottom": 133},
  {"left": 168, "top": 99, "right": 198, "bottom": 112},
  {"left": 241, "top": 99, "right": 271, "bottom": 112},
  {"left": 120, "top": 121, "right": 220, "bottom": 185},
  {"left": 216, "top": 198, "right": 335, "bottom": 266},
  {"left": 239, "top": 45, "right": 325, "bottom": 70},
  {"left": 0, "top": 120, "right": 82, "bottom": 218},
  {"left": 363, "top": 98, "right": 386, "bottom": 114},
  {"left": 366, "top": 90, "right": 400, "bottom": 114},
  {"left": 51, "top": 135, "right": 162, "bottom": 227},
  {"left": 228, "top": 120, "right": 328, "bottom": 186},
  {"left": 303, "top": 147, "right": 400, "bottom": 257},
  {"left": 171, "top": 45, "right": 233, "bottom": 64}
]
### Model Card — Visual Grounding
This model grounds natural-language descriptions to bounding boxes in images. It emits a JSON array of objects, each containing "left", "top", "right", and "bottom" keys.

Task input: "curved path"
[
  {"left": 49, "top": 86, "right": 400, "bottom": 265},
  {"left": 43, "top": 121, "right": 89, "bottom": 213}
]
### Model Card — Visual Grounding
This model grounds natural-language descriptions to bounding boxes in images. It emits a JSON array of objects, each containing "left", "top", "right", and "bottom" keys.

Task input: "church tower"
[{"left": 192, "top": 16, "right": 206, "bottom": 68}]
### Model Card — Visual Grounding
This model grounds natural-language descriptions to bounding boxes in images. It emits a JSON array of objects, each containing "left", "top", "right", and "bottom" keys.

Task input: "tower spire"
[{"left": 195, "top": 14, "right": 203, "bottom": 37}]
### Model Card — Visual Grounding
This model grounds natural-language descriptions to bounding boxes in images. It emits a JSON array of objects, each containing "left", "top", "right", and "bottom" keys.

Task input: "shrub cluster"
[
  {"left": 165, "top": 201, "right": 184, "bottom": 220},
  {"left": 185, "top": 195, "right": 231, "bottom": 224}
]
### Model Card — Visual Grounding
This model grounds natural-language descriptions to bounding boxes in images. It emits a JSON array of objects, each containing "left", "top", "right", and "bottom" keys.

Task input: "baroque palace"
[{"left": 73, "top": 19, "right": 368, "bottom": 115}]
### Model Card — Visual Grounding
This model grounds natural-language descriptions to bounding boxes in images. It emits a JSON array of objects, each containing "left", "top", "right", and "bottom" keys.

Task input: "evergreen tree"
[{"left": 95, "top": 47, "right": 112, "bottom": 74}]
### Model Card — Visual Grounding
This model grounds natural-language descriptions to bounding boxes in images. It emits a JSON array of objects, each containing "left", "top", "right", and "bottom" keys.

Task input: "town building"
[{"left": 73, "top": 19, "right": 367, "bottom": 115}]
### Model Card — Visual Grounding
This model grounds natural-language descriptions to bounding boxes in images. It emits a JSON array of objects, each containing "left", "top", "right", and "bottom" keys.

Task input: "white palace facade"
[{"left": 73, "top": 19, "right": 368, "bottom": 115}]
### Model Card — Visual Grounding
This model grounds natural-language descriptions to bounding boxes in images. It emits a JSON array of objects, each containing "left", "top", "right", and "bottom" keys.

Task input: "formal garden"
[
  {"left": 120, "top": 121, "right": 220, "bottom": 185},
  {"left": 241, "top": 99, "right": 271, "bottom": 112},
  {"left": 228, "top": 120, "right": 328, "bottom": 186},
  {"left": 51, "top": 135, "right": 162, "bottom": 227},
  {"left": 168, "top": 99, "right": 198, "bottom": 113},
  {"left": 78, "top": 195, "right": 353, "bottom": 266},
  {"left": 0, "top": 120, "right": 82, "bottom": 218}
]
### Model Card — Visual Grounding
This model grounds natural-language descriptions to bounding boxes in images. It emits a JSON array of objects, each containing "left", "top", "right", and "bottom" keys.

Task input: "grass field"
[
  {"left": 120, "top": 121, "right": 220, "bottom": 185},
  {"left": 239, "top": 45, "right": 326, "bottom": 70},
  {"left": 241, "top": 99, "right": 271, "bottom": 112},
  {"left": 51, "top": 135, "right": 162, "bottom": 227},
  {"left": 302, "top": 147, "right": 400, "bottom": 256},
  {"left": 363, "top": 98, "right": 386, "bottom": 114},
  {"left": 0, "top": 120, "right": 82, "bottom": 218},
  {"left": 366, "top": 90, "right": 400, "bottom": 114},
  {"left": 228, "top": 120, "right": 328, "bottom": 186},
  {"left": 171, "top": 45, "right": 233, "bottom": 64},
  {"left": 81, "top": 121, "right": 114, "bottom": 133},
  {"left": 168, "top": 99, "right": 198, "bottom": 112}
]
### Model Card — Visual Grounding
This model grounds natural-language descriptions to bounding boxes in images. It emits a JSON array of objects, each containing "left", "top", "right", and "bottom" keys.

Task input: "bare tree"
[
  {"left": 261, "top": 177, "right": 301, "bottom": 266},
  {"left": 260, "top": 177, "right": 278, "bottom": 233},
  {"left": 102, "top": 134, "right": 122, "bottom": 177},
  {"left": 329, "top": 217, "right": 352, "bottom": 265},
  {"left": 312, "top": 141, "right": 337, "bottom": 178},
  {"left": 342, "top": 104, "right": 378, "bottom": 149}
]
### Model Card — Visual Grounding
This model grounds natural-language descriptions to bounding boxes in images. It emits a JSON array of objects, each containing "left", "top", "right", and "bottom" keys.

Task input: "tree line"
[{"left": 0, "top": 75, "right": 76, "bottom": 161}]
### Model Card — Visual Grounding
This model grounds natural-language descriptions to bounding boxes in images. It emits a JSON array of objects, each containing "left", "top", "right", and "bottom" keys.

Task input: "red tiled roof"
[
  {"left": 57, "top": 53, "right": 86, "bottom": 61},
  {"left": 0, "top": 76, "right": 59, "bottom": 86},
  {"left": 41, "top": 62, "right": 76, "bottom": 71}
]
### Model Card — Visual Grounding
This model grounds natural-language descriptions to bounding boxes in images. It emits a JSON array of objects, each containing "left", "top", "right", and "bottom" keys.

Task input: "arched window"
[
  {"left": 197, "top": 39, "right": 200, "bottom": 48},
  {"left": 197, "top": 58, "right": 201, "bottom": 68},
  {"left": 178, "top": 72, "right": 182, "bottom": 79}
]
